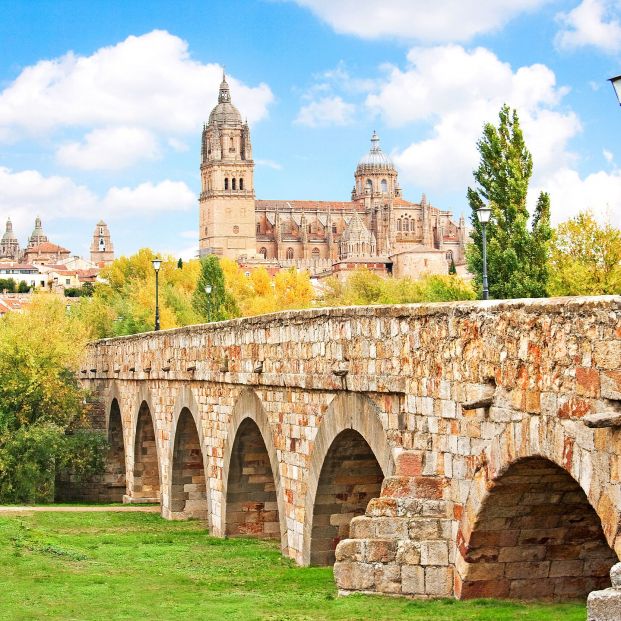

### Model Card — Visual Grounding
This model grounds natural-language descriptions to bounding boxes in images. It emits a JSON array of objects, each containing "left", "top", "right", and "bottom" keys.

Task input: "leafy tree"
[
  {"left": 548, "top": 211, "right": 621, "bottom": 295},
  {"left": 192, "top": 255, "right": 239, "bottom": 322},
  {"left": 76, "top": 249, "right": 202, "bottom": 338},
  {"left": 17, "top": 280, "right": 30, "bottom": 293},
  {"left": 320, "top": 268, "right": 475, "bottom": 306},
  {"left": 177, "top": 258, "right": 184, "bottom": 269},
  {"left": 466, "top": 104, "right": 551, "bottom": 299},
  {"left": 0, "top": 295, "right": 107, "bottom": 502},
  {"left": 0, "top": 278, "right": 16, "bottom": 293},
  {"left": 448, "top": 258, "right": 457, "bottom": 275}
]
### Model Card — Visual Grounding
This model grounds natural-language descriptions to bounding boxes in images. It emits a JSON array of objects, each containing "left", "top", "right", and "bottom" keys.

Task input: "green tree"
[
  {"left": 17, "top": 280, "right": 30, "bottom": 293},
  {"left": 549, "top": 211, "right": 621, "bottom": 295},
  {"left": 192, "top": 255, "right": 239, "bottom": 322},
  {"left": 0, "top": 278, "right": 16, "bottom": 293},
  {"left": 448, "top": 258, "right": 457, "bottom": 275},
  {"left": 466, "top": 104, "right": 551, "bottom": 299},
  {"left": 0, "top": 295, "right": 106, "bottom": 502}
]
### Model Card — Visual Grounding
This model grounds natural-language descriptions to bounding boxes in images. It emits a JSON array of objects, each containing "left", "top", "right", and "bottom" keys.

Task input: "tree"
[
  {"left": 548, "top": 211, "right": 621, "bottom": 296},
  {"left": 17, "top": 280, "right": 30, "bottom": 293},
  {"left": 0, "top": 295, "right": 107, "bottom": 502},
  {"left": 192, "top": 255, "right": 239, "bottom": 322},
  {"left": 0, "top": 278, "right": 16, "bottom": 293},
  {"left": 466, "top": 104, "right": 551, "bottom": 299},
  {"left": 448, "top": 258, "right": 457, "bottom": 275}
]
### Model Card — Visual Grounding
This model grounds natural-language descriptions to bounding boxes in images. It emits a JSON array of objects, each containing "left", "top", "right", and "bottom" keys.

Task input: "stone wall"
[{"left": 81, "top": 296, "right": 621, "bottom": 601}]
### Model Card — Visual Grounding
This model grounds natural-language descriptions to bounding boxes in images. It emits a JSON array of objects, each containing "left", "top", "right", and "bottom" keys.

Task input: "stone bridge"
[{"left": 79, "top": 297, "right": 621, "bottom": 603}]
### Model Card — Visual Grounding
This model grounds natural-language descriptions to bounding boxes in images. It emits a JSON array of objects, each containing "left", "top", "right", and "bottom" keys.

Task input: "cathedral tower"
[
  {"left": 199, "top": 74, "right": 256, "bottom": 258},
  {"left": 90, "top": 220, "right": 114, "bottom": 266},
  {"left": 352, "top": 132, "right": 399, "bottom": 256}
]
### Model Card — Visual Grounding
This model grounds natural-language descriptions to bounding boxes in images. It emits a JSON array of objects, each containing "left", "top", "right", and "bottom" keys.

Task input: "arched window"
[
  {"left": 381, "top": 179, "right": 388, "bottom": 193},
  {"left": 256, "top": 222, "right": 261, "bottom": 234},
  {"left": 397, "top": 219, "right": 402, "bottom": 232},
  {"left": 239, "top": 178, "right": 244, "bottom": 190},
  {"left": 446, "top": 250, "right": 453, "bottom": 261},
  {"left": 366, "top": 179, "right": 373, "bottom": 192},
  {"left": 312, "top": 247, "right": 320, "bottom": 258},
  {"left": 403, "top": 218, "right": 409, "bottom": 232},
  {"left": 224, "top": 178, "right": 229, "bottom": 190},
  {"left": 332, "top": 224, "right": 337, "bottom": 234},
  {"left": 286, "top": 247, "right": 294, "bottom": 260},
  {"left": 232, "top": 178, "right": 237, "bottom": 190},
  {"left": 259, "top": 247, "right": 267, "bottom": 259}
]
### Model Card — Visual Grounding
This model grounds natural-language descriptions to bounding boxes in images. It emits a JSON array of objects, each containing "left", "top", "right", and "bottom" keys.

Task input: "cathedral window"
[
  {"left": 239, "top": 178, "right": 244, "bottom": 190},
  {"left": 381, "top": 179, "right": 387, "bottom": 193},
  {"left": 256, "top": 222, "right": 261, "bottom": 234},
  {"left": 397, "top": 219, "right": 402, "bottom": 231},
  {"left": 446, "top": 250, "right": 453, "bottom": 261},
  {"left": 366, "top": 179, "right": 373, "bottom": 192},
  {"left": 233, "top": 225, "right": 239, "bottom": 234},
  {"left": 312, "top": 247, "right": 320, "bottom": 258},
  {"left": 286, "top": 247, "right": 294, "bottom": 260},
  {"left": 403, "top": 218, "right": 409, "bottom": 232},
  {"left": 224, "top": 178, "right": 229, "bottom": 190},
  {"left": 232, "top": 178, "right": 237, "bottom": 190},
  {"left": 332, "top": 224, "right": 337, "bottom": 234},
  {"left": 259, "top": 247, "right": 267, "bottom": 259}
]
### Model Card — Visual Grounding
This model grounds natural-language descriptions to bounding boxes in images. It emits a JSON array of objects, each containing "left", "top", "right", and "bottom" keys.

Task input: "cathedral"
[{"left": 201, "top": 74, "right": 467, "bottom": 279}]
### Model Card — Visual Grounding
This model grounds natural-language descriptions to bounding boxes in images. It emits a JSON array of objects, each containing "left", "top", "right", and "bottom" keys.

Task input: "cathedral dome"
[
  {"left": 356, "top": 131, "right": 394, "bottom": 171},
  {"left": 208, "top": 74, "right": 242, "bottom": 126}
]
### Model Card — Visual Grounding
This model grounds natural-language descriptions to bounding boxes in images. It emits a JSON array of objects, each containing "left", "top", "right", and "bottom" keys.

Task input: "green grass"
[{"left": 0, "top": 512, "right": 586, "bottom": 621}]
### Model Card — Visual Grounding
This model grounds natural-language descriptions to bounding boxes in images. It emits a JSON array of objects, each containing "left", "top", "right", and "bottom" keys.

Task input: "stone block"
[
  {"left": 401, "top": 565, "right": 425, "bottom": 595},
  {"left": 374, "top": 564, "right": 401, "bottom": 594},
  {"left": 334, "top": 539, "right": 366, "bottom": 562},
  {"left": 366, "top": 539, "right": 397, "bottom": 563},
  {"left": 425, "top": 566, "right": 453, "bottom": 596},
  {"left": 333, "top": 561, "right": 375, "bottom": 591},
  {"left": 396, "top": 540, "right": 421, "bottom": 565},
  {"left": 420, "top": 540, "right": 449, "bottom": 566},
  {"left": 587, "top": 588, "right": 621, "bottom": 621}
]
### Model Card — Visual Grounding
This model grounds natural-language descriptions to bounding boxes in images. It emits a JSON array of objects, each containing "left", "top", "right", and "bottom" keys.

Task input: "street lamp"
[
  {"left": 205, "top": 284, "right": 212, "bottom": 322},
  {"left": 608, "top": 75, "right": 621, "bottom": 105},
  {"left": 152, "top": 258, "right": 162, "bottom": 331},
  {"left": 477, "top": 206, "right": 492, "bottom": 301}
]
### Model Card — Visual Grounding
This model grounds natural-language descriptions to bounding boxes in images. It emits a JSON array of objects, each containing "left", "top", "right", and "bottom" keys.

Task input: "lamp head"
[
  {"left": 477, "top": 206, "right": 492, "bottom": 224},
  {"left": 152, "top": 258, "right": 162, "bottom": 272},
  {"left": 205, "top": 284, "right": 212, "bottom": 294},
  {"left": 609, "top": 75, "right": 621, "bottom": 106}
]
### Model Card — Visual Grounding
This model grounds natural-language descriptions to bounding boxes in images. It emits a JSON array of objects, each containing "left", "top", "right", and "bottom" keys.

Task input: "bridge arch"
[
  {"left": 456, "top": 420, "right": 619, "bottom": 600},
  {"left": 302, "top": 392, "right": 394, "bottom": 566},
  {"left": 221, "top": 389, "right": 287, "bottom": 552},
  {"left": 130, "top": 387, "right": 162, "bottom": 504},
  {"left": 164, "top": 387, "right": 210, "bottom": 521},
  {"left": 104, "top": 397, "right": 126, "bottom": 502}
]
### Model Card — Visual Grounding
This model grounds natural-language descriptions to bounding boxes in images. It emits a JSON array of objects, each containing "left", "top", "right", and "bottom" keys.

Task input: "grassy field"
[{"left": 0, "top": 511, "right": 587, "bottom": 621}]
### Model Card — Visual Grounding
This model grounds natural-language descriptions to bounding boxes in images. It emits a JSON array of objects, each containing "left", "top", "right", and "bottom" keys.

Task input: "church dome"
[
  {"left": 208, "top": 74, "right": 242, "bottom": 126},
  {"left": 356, "top": 131, "right": 394, "bottom": 171}
]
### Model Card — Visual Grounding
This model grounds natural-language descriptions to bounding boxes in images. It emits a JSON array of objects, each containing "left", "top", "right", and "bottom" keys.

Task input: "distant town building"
[
  {"left": 0, "top": 219, "right": 20, "bottom": 261},
  {"left": 90, "top": 220, "right": 115, "bottom": 267},
  {"left": 199, "top": 74, "right": 466, "bottom": 279}
]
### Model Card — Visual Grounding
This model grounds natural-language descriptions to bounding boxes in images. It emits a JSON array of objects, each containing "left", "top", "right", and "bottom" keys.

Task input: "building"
[
  {"left": 90, "top": 220, "right": 115, "bottom": 267},
  {"left": 199, "top": 75, "right": 466, "bottom": 278}
]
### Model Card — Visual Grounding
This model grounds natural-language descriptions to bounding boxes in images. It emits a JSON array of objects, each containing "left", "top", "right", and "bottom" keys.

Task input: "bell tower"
[
  {"left": 90, "top": 220, "right": 114, "bottom": 266},
  {"left": 199, "top": 73, "right": 256, "bottom": 258}
]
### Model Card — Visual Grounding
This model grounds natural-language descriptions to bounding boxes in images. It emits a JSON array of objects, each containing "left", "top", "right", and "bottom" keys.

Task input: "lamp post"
[
  {"left": 205, "top": 284, "right": 212, "bottom": 322},
  {"left": 152, "top": 258, "right": 162, "bottom": 331},
  {"left": 608, "top": 75, "right": 621, "bottom": 105},
  {"left": 477, "top": 207, "right": 492, "bottom": 300}
]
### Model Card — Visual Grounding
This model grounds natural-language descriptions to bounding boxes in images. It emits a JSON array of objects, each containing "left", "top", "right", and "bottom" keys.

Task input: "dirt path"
[{"left": 0, "top": 505, "right": 160, "bottom": 514}]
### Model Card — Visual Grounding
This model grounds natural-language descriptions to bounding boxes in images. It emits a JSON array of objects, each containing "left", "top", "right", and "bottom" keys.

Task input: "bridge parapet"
[{"left": 82, "top": 296, "right": 621, "bottom": 602}]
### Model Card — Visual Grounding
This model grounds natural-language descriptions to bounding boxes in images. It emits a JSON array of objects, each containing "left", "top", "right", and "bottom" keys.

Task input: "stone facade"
[
  {"left": 199, "top": 77, "right": 466, "bottom": 278},
  {"left": 81, "top": 296, "right": 621, "bottom": 602}
]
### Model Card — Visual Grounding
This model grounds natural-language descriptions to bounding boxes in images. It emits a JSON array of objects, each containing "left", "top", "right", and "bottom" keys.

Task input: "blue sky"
[{"left": 1, "top": 0, "right": 621, "bottom": 260}]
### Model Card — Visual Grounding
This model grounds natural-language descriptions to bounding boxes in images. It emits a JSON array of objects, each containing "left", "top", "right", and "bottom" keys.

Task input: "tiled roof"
[
  {"left": 256, "top": 200, "right": 361, "bottom": 212},
  {"left": 25, "top": 242, "right": 70, "bottom": 254}
]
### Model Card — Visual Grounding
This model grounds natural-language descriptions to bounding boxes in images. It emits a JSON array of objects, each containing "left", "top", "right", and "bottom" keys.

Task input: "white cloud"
[
  {"left": 366, "top": 45, "right": 580, "bottom": 199},
  {"left": 56, "top": 126, "right": 160, "bottom": 170},
  {"left": 293, "top": 0, "right": 550, "bottom": 42},
  {"left": 0, "top": 30, "right": 273, "bottom": 144},
  {"left": 101, "top": 180, "right": 195, "bottom": 215},
  {"left": 604, "top": 148, "right": 614, "bottom": 162},
  {"left": 531, "top": 167, "right": 621, "bottom": 226},
  {"left": 0, "top": 166, "right": 195, "bottom": 237},
  {"left": 556, "top": 0, "right": 621, "bottom": 54},
  {"left": 295, "top": 95, "right": 356, "bottom": 127}
]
